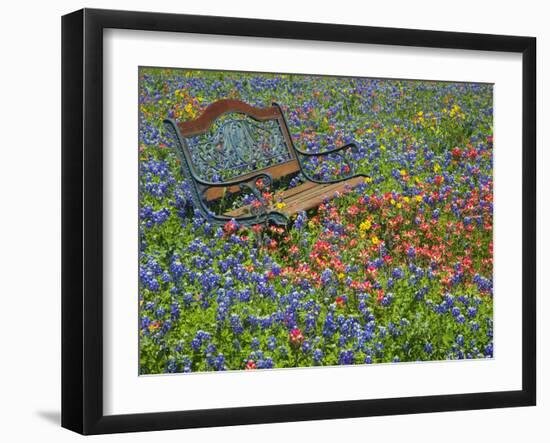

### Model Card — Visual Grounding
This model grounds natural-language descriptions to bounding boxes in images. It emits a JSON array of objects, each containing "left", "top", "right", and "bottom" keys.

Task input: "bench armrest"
[
  {"left": 296, "top": 143, "right": 367, "bottom": 184},
  {"left": 292, "top": 141, "right": 359, "bottom": 157},
  {"left": 270, "top": 103, "right": 367, "bottom": 184}
]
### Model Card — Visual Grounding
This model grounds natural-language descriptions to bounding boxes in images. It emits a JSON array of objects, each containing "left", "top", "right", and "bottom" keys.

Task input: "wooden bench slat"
[
  {"left": 177, "top": 99, "right": 282, "bottom": 137},
  {"left": 224, "top": 180, "right": 319, "bottom": 218},
  {"left": 283, "top": 182, "right": 339, "bottom": 207},
  {"left": 224, "top": 176, "right": 364, "bottom": 219},
  {"left": 282, "top": 177, "right": 363, "bottom": 213},
  {"left": 273, "top": 180, "right": 318, "bottom": 200},
  {"left": 282, "top": 177, "right": 364, "bottom": 215}
]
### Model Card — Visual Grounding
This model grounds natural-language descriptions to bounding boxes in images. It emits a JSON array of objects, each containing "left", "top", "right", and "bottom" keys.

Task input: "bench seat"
[{"left": 225, "top": 176, "right": 364, "bottom": 218}]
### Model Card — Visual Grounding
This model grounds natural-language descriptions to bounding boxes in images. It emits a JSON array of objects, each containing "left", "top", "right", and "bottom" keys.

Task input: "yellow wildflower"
[
  {"left": 359, "top": 220, "right": 372, "bottom": 231},
  {"left": 275, "top": 202, "right": 286, "bottom": 210},
  {"left": 450, "top": 104, "right": 461, "bottom": 118}
]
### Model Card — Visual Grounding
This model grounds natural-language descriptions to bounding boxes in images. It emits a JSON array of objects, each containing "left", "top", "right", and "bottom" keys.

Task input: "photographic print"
[{"left": 138, "top": 67, "right": 494, "bottom": 375}]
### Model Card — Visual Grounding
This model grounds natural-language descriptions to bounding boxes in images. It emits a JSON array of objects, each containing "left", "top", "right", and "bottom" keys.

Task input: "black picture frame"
[{"left": 61, "top": 8, "right": 536, "bottom": 435}]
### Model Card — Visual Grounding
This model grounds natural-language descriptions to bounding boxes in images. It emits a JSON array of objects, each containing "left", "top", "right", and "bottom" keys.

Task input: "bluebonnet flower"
[
  {"left": 170, "top": 302, "right": 180, "bottom": 321},
  {"left": 166, "top": 358, "right": 178, "bottom": 373},
  {"left": 257, "top": 357, "right": 274, "bottom": 369},
  {"left": 322, "top": 312, "right": 337, "bottom": 338},
  {"left": 415, "top": 286, "right": 429, "bottom": 301},
  {"left": 213, "top": 354, "right": 225, "bottom": 371},
  {"left": 305, "top": 312, "right": 316, "bottom": 334},
  {"left": 424, "top": 343, "right": 433, "bottom": 354},
  {"left": 182, "top": 292, "right": 194, "bottom": 307},
  {"left": 294, "top": 211, "right": 307, "bottom": 230},
  {"left": 181, "top": 357, "right": 192, "bottom": 373},
  {"left": 170, "top": 255, "right": 186, "bottom": 279},
  {"left": 155, "top": 307, "right": 166, "bottom": 317},
  {"left": 391, "top": 267, "right": 405, "bottom": 280},
  {"left": 301, "top": 340, "right": 312, "bottom": 354},
  {"left": 338, "top": 350, "right": 355, "bottom": 365},
  {"left": 140, "top": 316, "right": 151, "bottom": 335},
  {"left": 381, "top": 293, "right": 393, "bottom": 307},
  {"left": 190, "top": 330, "right": 211, "bottom": 352},
  {"left": 444, "top": 293, "right": 455, "bottom": 306},
  {"left": 313, "top": 349, "right": 323, "bottom": 365},
  {"left": 473, "top": 274, "right": 493, "bottom": 294},
  {"left": 267, "top": 336, "right": 277, "bottom": 351},
  {"left": 152, "top": 208, "right": 171, "bottom": 224},
  {"left": 321, "top": 269, "right": 333, "bottom": 285}
]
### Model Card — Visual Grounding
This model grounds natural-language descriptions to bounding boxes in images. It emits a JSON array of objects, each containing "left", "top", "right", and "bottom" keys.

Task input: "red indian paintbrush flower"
[
  {"left": 223, "top": 219, "right": 237, "bottom": 234},
  {"left": 289, "top": 328, "right": 304, "bottom": 346}
]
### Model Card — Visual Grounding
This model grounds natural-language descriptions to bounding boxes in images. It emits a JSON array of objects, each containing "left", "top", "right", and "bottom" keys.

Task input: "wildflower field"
[{"left": 139, "top": 68, "right": 494, "bottom": 374}]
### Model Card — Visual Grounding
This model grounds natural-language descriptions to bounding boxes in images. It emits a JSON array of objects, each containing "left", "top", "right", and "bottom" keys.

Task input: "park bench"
[{"left": 163, "top": 99, "right": 366, "bottom": 227}]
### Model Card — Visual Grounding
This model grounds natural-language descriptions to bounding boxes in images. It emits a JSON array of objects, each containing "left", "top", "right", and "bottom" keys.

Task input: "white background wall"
[{"left": 0, "top": 0, "right": 546, "bottom": 441}]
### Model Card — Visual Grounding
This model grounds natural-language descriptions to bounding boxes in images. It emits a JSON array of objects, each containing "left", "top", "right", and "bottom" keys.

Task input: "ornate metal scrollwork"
[{"left": 185, "top": 113, "right": 292, "bottom": 182}]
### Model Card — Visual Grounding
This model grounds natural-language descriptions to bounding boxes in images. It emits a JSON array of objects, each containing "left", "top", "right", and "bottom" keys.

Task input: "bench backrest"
[{"left": 174, "top": 99, "right": 300, "bottom": 200}]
